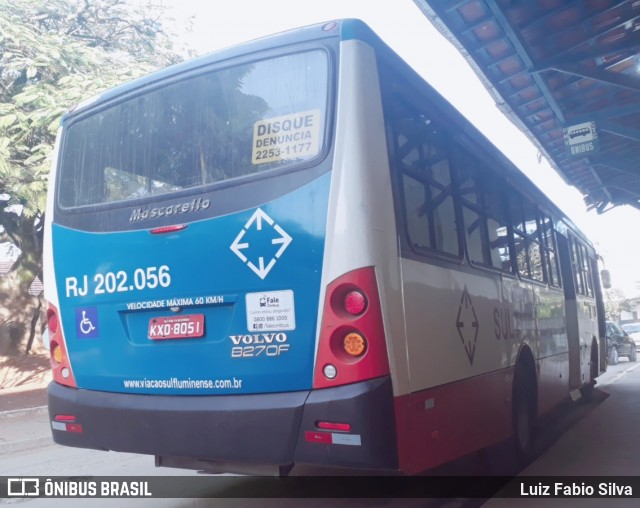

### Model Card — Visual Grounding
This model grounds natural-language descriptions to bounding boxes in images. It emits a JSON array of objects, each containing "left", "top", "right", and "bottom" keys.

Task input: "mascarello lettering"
[{"left": 130, "top": 198, "right": 210, "bottom": 222}]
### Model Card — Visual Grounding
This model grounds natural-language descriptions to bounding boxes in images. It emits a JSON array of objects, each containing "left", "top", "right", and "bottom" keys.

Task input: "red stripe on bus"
[{"left": 394, "top": 368, "right": 514, "bottom": 474}]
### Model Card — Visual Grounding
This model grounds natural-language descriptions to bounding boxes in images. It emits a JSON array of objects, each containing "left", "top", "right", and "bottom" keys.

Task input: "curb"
[
  {"left": 0, "top": 386, "right": 48, "bottom": 413},
  {"left": 0, "top": 404, "right": 48, "bottom": 418}
]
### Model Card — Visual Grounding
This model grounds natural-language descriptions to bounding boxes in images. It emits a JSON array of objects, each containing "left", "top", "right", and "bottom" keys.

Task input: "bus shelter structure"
[{"left": 415, "top": 0, "right": 640, "bottom": 213}]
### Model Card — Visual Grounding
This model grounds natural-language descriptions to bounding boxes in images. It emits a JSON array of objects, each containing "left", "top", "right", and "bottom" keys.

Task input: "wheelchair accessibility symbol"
[
  {"left": 75, "top": 306, "right": 99, "bottom": 338},
  {"left": 80, "top": 311, "right": 95, "bottom": 334}
]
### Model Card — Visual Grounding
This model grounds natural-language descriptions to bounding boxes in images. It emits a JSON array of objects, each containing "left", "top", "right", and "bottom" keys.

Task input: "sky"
[{"left": 144, "top": 0, "right": 640, "bottom": 296}]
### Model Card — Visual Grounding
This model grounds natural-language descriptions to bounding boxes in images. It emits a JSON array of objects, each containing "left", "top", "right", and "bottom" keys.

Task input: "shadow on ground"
[{"left": 0, "top": 352, "right": 51, "bottom": 389}]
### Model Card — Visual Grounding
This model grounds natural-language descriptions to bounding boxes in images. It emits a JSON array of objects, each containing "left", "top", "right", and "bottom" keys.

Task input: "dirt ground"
[{"left": 0, "top": 351, "right": 51, "bottom": 393}]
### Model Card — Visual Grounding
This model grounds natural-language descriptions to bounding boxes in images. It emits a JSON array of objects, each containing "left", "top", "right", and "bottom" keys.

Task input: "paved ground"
[
  {"left": 0, "top": 386, "right": 47, "bottom": 412},
  {"left": 484, "top": 359, "right": 640, "bottom": 507}
]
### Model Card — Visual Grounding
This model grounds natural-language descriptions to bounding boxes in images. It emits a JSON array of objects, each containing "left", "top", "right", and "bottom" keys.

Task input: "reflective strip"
[
  {"left": 51, "top": 421, "right": 83, "bottom": 433},
  {"left": 51, "top": 421, "right": 66, "bottom": 431},
  {"left": 331, "top": 433, "right": 361, "bottom": 446},
  {"left": 305, "top": 431, "right": 362, "bottom": 446}
]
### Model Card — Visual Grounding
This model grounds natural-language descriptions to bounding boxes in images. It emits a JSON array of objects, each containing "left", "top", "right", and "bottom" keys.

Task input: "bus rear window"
[{"left": 58, "top": 50, "right": 329, "bottom": 209}]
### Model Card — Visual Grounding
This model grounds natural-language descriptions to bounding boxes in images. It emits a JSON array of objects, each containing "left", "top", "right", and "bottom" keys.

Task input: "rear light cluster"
[
  {"left": 313, "top": 267, "right": 390, "bottom": 389},
  {"left": 52, "top": 414, "right": 83, "bottom": 433},
  {"left": 47, "top": 302, "right": 77, "bottom": 388}
]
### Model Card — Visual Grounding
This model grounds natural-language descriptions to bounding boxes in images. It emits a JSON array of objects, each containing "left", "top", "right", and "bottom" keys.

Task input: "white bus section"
[{"left": 317, "top": 39, "right": 408, "bottom": 394}]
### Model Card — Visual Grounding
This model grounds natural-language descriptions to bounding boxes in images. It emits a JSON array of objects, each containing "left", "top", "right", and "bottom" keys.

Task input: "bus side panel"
[
  {"left": 535, "top": 285, "right": 570, "bottom": 415},
  {"left": 394, "top": 260, "right": 572, "bottom": 473},
  {"left": 536, "top": 353, "right": 570, "bottom": 415},
  {"left": 395, "top": 259, "right": 513, "bottom": 473},
  {"left": 400, "top": 260, "right": 507, "bottom": 394},
  {"left": 393, "top": 369, "right": 513, "bottom": 474}
]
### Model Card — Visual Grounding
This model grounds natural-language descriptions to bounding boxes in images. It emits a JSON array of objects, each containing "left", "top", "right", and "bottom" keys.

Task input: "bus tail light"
[
  {"left": 344, "top": 290, "right": 367, "bottom": 315},
  {"left": 47, "top": 307, "right": 58, "bottom": 334},
  {"left": 52, "top": 414, "right": 83, "bottom": 433},
  {"left": 343, "top": 332, "right": 366, "bottom": 356},
  {"left": 150, "top": 224, "right": 187, "bottom": 234},
  {"left": 47, "top": 302, "right": 77, "bottom": 388},
  {"left": 317, "top": 421, "right": 351, "bottom": 431},
  {"left": 313, "top": 267, "right": 390, "bottom": 389}
]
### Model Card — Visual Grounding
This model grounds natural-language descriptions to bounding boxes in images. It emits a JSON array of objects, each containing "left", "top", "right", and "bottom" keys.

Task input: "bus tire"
[{"left": 512, "top": 365, "right": 536, "bottom": 466}]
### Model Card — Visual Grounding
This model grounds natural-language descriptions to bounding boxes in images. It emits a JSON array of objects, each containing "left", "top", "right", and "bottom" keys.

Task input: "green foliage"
[
  {"left": 0, "top": 0, "right": 186, "bottom": 350},
  {"left": 604, "top": 288, "right": 631, "bottom": 322},
  {"left": 0, "top": 0, "right": 184, "bottom": 218}
]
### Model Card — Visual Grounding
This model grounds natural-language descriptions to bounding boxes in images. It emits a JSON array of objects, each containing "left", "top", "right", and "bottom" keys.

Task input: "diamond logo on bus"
[
  {"left": 456, "top": 286, "right": 479, "bottom": 365},
  {"left": 230, "top": 208, "right": 292, "bottom": 280}
]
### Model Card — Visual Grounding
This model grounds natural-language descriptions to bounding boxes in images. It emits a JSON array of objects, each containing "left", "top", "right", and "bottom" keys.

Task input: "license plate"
[{"left": 148, "top": 314, "right": 205, "bottom": 340}]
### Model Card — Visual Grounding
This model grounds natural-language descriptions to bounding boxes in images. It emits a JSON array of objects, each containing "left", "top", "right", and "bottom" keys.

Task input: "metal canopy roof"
[{"left": 415, "top": 0, "right": 640, "bottom": 213}]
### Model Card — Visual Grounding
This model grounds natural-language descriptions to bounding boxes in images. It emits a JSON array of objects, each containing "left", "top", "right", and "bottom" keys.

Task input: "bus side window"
[
  {"left": 485, "top": 186, "right": 512, "bottom": 272},
  {"left": 402, "top": 172, "right": 431, "bottom": 249},
  {"left": 508, "top": 192, "right": 545, "bottom": 282},
  {"left": 570, "top": 237, "right": 594, "bottom": 297},
  {"left": 569, "top": 237, "right": 585, "bottom": 295},
  {"left": 457, "top": 150, "right": 486, "bottom": 265},
  {"left": 580, "top": 244, "right": 595, "bottom": 297},
  {"left": 390, "top": 100, "right": 459, "bottom": 257},
  {"left": 523, "top": 200, "right": 545, "bottom": 283},
  {"left": 540, "top": 214, "right": 561, "bottom": 287},
  {"left": 456, "top": 148, "right": 511, "bottom": 272}
]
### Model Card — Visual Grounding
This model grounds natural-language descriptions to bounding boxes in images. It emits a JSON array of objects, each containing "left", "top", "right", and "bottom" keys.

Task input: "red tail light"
[
  {"left": 54, "top": 414, "right": 77, "bottom": 422},
  {"left": 313, "top": 267, "right": 390, "bottom": 389},
  {"left": 344, "top": 290, "right": 367, "bottom": 315},
  {"left": 150, "top": 224, "right": 187, "bottom": 234},
  {"left": 47, "top": 308, "right": 58, "bottom": 334},
  {"left": 317, "top": 421, "right": 352, "bottom": 431},
  {"left": 47, "top": 302, "right": 77, "bottom": 388}
]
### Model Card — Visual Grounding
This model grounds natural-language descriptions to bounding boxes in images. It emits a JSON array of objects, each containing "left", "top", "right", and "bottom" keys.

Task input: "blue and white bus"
[{"left": 44, "top": 19, "right": 606, "bottom": 475}]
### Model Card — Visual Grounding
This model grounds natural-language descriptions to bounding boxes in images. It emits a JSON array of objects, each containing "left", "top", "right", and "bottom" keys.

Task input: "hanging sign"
[{"left": 563, "top": 121, "right": 599, "bottom": 156}]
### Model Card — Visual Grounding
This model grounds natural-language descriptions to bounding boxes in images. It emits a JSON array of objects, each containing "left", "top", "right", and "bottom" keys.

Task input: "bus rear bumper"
[{"left": 47, "top": 376, "right": 397, "bottom": 474}]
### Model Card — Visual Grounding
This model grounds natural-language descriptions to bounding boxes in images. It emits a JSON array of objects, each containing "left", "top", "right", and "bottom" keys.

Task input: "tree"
[
  {"left": 0, "top": 0, "right": 187, "bottom": 353},
  {"left": 604, "top": 288, "right": 631, "bottom": 322}
]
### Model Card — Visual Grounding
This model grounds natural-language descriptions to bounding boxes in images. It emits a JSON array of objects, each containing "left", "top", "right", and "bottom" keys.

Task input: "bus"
[{"left": 44, "top": 19, "right": 606, "bottom": 475}]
